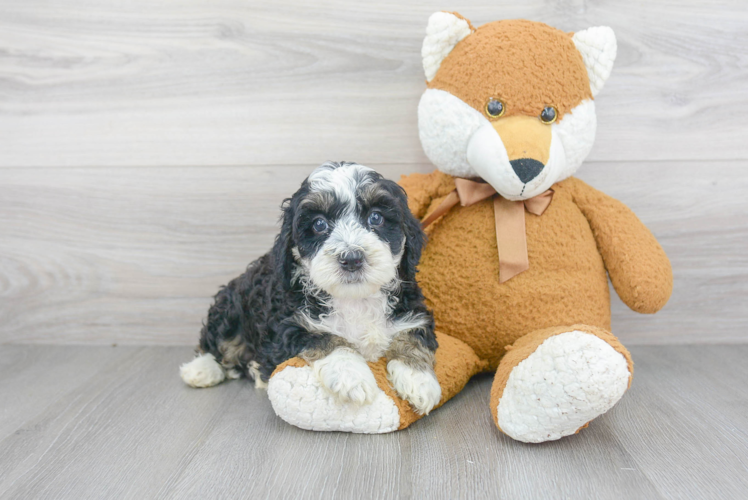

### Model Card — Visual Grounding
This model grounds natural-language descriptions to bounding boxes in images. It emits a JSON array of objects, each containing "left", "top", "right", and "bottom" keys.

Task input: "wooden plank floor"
[{"left": 1, "top": 344, "right": 746, "bottom": 499}]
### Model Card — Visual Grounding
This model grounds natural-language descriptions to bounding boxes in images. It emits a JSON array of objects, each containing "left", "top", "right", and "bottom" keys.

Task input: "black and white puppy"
[{"left": 180, "top": 162, "right": 441, "bottom": 414}]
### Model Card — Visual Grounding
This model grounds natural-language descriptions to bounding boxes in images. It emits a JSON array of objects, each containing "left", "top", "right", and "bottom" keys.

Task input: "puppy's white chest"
[{"left": 319, "top": 295, "right": 393, "bottom": 361}]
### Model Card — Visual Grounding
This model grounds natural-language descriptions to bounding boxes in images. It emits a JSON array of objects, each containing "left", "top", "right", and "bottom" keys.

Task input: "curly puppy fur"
[{"left": 181, "top": 162, "right": 438, "bottom": 410}]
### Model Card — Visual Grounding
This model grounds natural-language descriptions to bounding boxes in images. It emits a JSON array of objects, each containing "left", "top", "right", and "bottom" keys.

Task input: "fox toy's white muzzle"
[{"left": 466, "top": 121, "right": 566, "bottom": 201}]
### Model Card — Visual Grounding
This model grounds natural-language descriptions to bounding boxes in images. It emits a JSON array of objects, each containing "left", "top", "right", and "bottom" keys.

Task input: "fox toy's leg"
[
  {"left": 268, "top": 332, "right": 485, "bottom": 433},
  {"left": 491, "top": 325, "right": 633, "bottom": 443}
]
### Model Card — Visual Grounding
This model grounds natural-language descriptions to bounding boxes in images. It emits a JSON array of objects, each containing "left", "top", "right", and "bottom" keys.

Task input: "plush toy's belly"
[{"left": 418, "top": 188, "right": 610, "bottom": 369}]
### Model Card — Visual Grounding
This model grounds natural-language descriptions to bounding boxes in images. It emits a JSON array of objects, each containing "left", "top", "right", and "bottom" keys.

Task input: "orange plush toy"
[{"left": 268, "top": 13, "right": 672, "bottom": 442}]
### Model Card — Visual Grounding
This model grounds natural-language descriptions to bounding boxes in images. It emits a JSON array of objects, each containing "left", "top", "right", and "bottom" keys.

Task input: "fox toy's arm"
[
  {"left": 569, "top": 177, "right": 673, "bottom": 314},
  {"left": 398, "top": 171, "right": 457, "bottom": 220}
]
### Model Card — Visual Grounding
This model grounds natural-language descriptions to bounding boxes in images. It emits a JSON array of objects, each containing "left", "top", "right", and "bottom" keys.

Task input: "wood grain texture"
[
  {"left": 0, "top": 344, "right": 746, "bottom": 499},
  {"left": 0, "top": 0, "right": 747, "bottom": 167},
  {"left": 0, "top": 163, "right": 427, "bottom": 344},
  {"left": 1, "top": 160, "right": 746, "bottom": 345},
  {"left": 1, "top": 0, "right": 747, "bottom": 345},
  {"left": 0, "top": 344, "right": 133, "bottom": 440},
  {"left": 608, "top": 345, "right": 748, "bottom": 499}
]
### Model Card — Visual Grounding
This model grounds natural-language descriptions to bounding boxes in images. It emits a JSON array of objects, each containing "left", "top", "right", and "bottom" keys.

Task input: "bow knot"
[{"left": 421, "top": 178, "right": 553, "bottom": 283}]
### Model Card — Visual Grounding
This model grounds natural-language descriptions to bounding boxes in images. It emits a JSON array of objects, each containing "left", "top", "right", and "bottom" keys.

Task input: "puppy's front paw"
[
  {"left": 313, "top": 349, "right": 378, "bottom": 405},
  {"left": 387, "top": 359, "right": 442, "bottom": 415}
]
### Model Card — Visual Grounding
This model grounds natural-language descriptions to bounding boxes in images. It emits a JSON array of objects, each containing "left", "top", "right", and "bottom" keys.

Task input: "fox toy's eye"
[
  {"left": 368, "top": 211, "right": 384, "bottom": 227},
  {"left": 312, "top": 217, "right": 329, "bottom": 234},
  {"left": 540, "top": 106, "right": 557, "bottom": 124},
  {"left": 485, "top": 98, "right": 506, "bottom": 118}
]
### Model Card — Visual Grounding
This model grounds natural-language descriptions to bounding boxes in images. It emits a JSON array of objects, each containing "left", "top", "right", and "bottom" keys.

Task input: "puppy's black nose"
[
  {"left": 510, "top": 158, "right": 544, "bottom": 184},
  {"left": 338, "top": 250, "right": 364, "bottom": 272}
]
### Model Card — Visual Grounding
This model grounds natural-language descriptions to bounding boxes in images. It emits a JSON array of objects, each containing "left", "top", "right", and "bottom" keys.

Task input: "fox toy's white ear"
[
  {"left": 572, "top": 26, "right": 617, "bottom": 96},
  {"left": 422, "top": 12, "right": 474, "bottom": 82}
]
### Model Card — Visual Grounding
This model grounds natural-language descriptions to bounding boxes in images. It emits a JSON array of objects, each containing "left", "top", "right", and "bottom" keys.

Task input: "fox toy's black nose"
[
  {"left": 510, "top": 158, "right": 545, "bottom": 184},
  {"left": 338, "top": 251, "right": 364, "bottom": 272}
]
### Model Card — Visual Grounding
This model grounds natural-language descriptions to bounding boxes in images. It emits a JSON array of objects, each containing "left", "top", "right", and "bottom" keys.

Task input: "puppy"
[{"left": 180, "top": 162, "right": 441, "bottom": 414}]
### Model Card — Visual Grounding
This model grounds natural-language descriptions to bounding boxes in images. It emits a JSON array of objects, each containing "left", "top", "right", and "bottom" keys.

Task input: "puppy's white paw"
[
  {"left": 313, "top": 349, "right": 378, "bottom": 405},
  {"left": 387, "top": 359, "right": 442, "bottom": 415},
  {"left": 180, "top": 353, "right": 226, "bottom": 388}
]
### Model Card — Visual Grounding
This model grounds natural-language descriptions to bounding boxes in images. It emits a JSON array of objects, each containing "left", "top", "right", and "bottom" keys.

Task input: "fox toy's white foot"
[
  {"left": 268, "top": 359, "right": 401, "bottom": 434},
  {"left": 268, "top": 332, "right": 487, "bottom": 434},
  {"left": 495, "top": 330, "right": 631, "bottom": 443}
]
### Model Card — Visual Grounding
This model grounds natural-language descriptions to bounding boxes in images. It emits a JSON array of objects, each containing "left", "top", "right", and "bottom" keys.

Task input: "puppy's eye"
[
  {"left": 312, "top": 217, "right": 328, "bottom": 234},
  {"left": 540, "top": 106, "right": 557, "bottom": 124},
  {"left": 368, "top": 211, "right": 384, "bottom": 227},
  {"left": 485, "top": 98, "right": 505, "bottom": 118}
]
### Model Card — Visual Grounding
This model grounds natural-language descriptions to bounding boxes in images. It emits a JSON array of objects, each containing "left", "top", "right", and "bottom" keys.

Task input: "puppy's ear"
[
  {"left": 272, "top": 196, "right": 297, "bottom": 289},
  {"left": 396, "top": 185, "right": 426, "bottom": 282}
]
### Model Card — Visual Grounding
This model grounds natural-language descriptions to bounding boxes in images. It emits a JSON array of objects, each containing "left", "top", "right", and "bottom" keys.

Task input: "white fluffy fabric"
[
  {"left": 465, "top": 121, "right": 566, "bottom": 200},
  {"left": 418, "top": 88, "right": 485, "bottom": 179},
  {"left": 572, "top": 26, "right": 617, "bottom": 97},
  {"left": 386, "top": 360, "right": 441, "bottom": 415},
  {"left": 268, "top": 365, "right": 400, "bottom": 433},
  {"left": 554, "top": 99, "right": 597, "bottom": 182},
  {"left": 180, "top": 353, "right": 226, "bottom": 388},
  {"left": 422, "top": 12, "right": 472, "bottom": 82},
  {"left": 497, "top": 331, "right": 630, "bottom": 443}
]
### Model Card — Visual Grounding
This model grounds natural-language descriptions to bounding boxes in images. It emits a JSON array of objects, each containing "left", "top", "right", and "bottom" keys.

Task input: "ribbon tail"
[
  {"left": 493, "top": 197, "right": 529, "bottom": 283},
  {"left": 421, "top": 190, "right": 460, "bottom": 228}
]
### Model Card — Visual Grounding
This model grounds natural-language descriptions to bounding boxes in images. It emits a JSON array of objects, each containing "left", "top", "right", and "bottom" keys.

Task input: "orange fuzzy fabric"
[
  {"left": 429, "top": 19, "right": 592, "bottom": 121},
  {"left": 399, "top": 170, "right": 672, "bottom": 371}
]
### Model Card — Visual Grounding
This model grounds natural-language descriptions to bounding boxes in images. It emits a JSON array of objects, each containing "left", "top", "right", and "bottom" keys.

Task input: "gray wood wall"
[{"left": 1, "top": 0, "right": 746, "bottom": 345}]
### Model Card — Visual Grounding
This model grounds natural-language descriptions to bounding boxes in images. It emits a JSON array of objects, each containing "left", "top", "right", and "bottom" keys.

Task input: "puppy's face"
[{"left": 274, "top": 162, "right": 424, "bottom": 299}]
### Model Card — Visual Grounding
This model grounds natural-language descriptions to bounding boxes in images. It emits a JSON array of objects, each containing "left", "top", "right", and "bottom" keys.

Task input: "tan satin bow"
[{"left": 421, "top": 178, "right": 554, "bottom": 283}]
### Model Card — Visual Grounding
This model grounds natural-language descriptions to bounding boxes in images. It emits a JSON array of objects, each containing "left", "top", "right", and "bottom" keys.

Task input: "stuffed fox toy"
[{"left": 267, "top": 13, "right": 673, "bottom": 442}]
